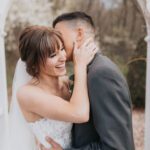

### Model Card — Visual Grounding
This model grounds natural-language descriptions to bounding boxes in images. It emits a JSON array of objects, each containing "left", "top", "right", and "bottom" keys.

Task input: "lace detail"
[{"left": 28, "top": 118, "right": 72, "bottom": 149}]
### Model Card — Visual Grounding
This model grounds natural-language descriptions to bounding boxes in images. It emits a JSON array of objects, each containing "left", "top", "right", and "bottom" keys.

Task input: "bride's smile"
[{"left": 42, "top": 49, "right": 67, "bottom": 77}]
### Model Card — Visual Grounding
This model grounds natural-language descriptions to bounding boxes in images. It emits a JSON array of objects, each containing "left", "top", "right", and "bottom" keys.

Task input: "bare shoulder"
[
  {"left": 17, "top": 84, "right": 41, "bottom": 108},
  {"left": 17, "top": 84, "right": 35, "bottom": 99}
]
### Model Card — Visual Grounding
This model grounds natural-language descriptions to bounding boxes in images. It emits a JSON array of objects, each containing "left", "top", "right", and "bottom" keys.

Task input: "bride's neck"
[{"left": 37, "top": 74, "right": 60, "bottom": 91}]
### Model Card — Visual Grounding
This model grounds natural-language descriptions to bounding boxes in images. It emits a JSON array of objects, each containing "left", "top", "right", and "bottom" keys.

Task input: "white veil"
[{"left": 9, "top": 59, "right": 37, "bottom": 150}]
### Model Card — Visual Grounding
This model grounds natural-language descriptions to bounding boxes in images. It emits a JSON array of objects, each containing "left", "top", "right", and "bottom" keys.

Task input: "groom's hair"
[{"left": 53, "top": 11, "right": 95, "bottom": 33}]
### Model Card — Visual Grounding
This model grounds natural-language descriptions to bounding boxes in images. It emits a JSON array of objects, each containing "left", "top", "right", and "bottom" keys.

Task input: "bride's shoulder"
[{"left": 17, "top": 84, "right": 42, "bottom": 105}]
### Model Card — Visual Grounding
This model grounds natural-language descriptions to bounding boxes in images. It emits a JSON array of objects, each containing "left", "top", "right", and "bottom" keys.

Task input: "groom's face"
[{"left": 54, "top": 21, "right": 78, "bottom": 61}]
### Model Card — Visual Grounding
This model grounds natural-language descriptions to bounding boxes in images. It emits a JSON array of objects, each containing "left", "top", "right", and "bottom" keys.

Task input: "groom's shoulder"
[{"left": 88, "top": 53, "right": 118, "bottom": 74}]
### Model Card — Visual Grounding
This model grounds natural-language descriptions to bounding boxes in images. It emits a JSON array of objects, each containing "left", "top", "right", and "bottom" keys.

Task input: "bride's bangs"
[
  {"left": 19, "top": 26, "right": 64, "bottom": 77},
  {"left": 40, "top": 31, "right": 64, "bottom": 65}
]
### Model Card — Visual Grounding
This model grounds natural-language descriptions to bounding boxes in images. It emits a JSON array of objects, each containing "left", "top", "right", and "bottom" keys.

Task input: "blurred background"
[{"left": 5, "top": 0, "right": 146, "bottom": 149}]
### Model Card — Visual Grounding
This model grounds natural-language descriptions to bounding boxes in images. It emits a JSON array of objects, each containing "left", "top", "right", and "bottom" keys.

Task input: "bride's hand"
[
  {"left": 73, "top": 38, "right": 98, "bottom": 67},
  {"left": 40, "top": 137, "right": 62, "bottom": 150}
]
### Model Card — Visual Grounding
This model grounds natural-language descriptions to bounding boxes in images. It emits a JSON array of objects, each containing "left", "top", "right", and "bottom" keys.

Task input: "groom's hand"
[{"left": 40, "top": 137, "right": 63, "bottom": 150}]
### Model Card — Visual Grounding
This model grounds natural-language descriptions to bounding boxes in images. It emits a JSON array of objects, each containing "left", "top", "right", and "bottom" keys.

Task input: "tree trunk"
[
  {"left": 122, "top": 0, "right": 128, "bottom": 28},
  {"left": 130, "top": 3, "right": 137, "bottom": 38}
]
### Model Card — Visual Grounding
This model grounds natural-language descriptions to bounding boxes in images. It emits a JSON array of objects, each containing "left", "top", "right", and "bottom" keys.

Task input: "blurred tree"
[{"left": 127, "top": 37, "right": 146, "bottom": 108}]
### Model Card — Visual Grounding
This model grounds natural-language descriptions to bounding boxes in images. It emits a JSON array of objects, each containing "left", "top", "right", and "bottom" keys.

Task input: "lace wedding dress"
[{"left": 28, "top": 118, "right": 72, "bottom": 149}]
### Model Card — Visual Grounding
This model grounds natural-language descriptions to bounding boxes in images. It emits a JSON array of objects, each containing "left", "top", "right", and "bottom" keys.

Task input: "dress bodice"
[{"left": 28, "top": 118, "right": 72, "bottom": 149}]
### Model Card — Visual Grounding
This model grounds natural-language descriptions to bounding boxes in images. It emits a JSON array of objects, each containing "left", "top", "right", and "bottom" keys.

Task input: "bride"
[{"left": 9, "top": 25, "right": 97, "bottom": 150}]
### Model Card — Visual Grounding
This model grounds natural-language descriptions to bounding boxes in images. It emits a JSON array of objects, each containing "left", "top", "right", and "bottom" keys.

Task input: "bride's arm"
[
  {"left": 17, "top": 63, "right": 88, "bottom": 123},
  {"left": 17, "top": 42, "right": 97, "bottom": 123}
]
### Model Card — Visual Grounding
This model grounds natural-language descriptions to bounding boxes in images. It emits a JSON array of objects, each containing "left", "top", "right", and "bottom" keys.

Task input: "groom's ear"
[{"left": 76, "top": 27, "right": 84, "bottom": 43}]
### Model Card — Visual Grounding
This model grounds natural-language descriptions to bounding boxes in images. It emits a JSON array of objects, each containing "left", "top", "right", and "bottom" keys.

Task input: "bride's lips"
[{"left": 55, "top": 63, "right": 66, "bottom": 69}]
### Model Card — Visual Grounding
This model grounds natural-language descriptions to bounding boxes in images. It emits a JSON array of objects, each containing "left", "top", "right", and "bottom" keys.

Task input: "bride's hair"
[{"left": 19, "top": 25, "right": 64, "bottom": 78}]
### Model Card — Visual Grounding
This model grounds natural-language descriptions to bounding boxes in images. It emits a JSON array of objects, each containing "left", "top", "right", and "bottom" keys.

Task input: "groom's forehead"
[
  {"left": 54, "top": 19, "right": 84, "bottom": 28},
  {"left": 54, "top": 21, "right": 70, "bottom": 28},
  {"left": 54, "top": 22, "right": 73, "bottom": 34}
]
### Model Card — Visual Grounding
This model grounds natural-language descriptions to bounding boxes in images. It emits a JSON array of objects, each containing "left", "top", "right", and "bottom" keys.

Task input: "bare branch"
[{"left": 127, "top": 57, "right": 146, "bottom": 65}]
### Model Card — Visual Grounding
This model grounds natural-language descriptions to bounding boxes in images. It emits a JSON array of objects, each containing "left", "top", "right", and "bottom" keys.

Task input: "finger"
[
  {"left": 88, "top": 42, "right": 97, "bottom": 49},
  {"left": 85, "top": 42, "right": 96, "bottom": 52},
  {"left": 91, "top": 48, "right": 98, "bottom": 57},
  {"left": 45, "top": 136, "right": 57, "bottom": 148},
  {"left": 40, "top": 143, "right": 49, "bottom": 150},
  {"left": 92, "top": 47, "right": 98, "bottom": 53},
  {"left": 73, "top": 41, "right": 78, "bottom": 51},
  {"left": 81, "top": 37, "right": 93, "bottom": 48},
  {"left": 46, "top": 136, "right": 53, "bottom": 144},
  {"left": 73, "top": 42, "right": 75, "bottom": 50},
  {"left": 86, "top": 44, "right": 97, "bottom": 55},
  {"left": 89, "top": 46, "right": 98, "bottom": 57},
  {"left": 50, "top": 139, "right": 61, "bottom": 148},
  {"left": 89, "top": 44, "right": 96, "bottom": 51},
  {"left": 50, "top": 141, "right": 58, "bottom": 148},
  {"left": 46, "top": 137, "right": 60, "bottom": 148},
  {"left": 73, "top": 42, "right": 79, "bottom": 57},
  {"left": 91, "top": 45, "right": 98, "bottom": 53}
]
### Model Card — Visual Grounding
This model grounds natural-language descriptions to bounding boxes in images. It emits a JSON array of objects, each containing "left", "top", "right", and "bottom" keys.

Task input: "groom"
[{"left": 42, "top": 11, "right": 135, "bottom": 150}]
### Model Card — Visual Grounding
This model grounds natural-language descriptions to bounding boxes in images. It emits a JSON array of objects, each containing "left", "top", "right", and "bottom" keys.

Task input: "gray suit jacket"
[{"left": 67, "top": 52, "right": 135, "bottom": 150}]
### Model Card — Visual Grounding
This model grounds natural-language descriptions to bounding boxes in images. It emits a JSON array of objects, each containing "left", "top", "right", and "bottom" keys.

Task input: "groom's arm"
[{"left": 67, "top": 68, "right": 134, "bottom": 150}]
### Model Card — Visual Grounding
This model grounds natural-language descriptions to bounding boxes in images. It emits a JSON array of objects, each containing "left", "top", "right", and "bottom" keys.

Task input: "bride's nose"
[{"left": 59, "top": 50, "right": 67, "bottom": 61}]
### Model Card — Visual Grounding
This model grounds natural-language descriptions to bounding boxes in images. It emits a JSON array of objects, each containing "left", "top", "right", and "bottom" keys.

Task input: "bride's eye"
[
  {"left": 49, "top": 53, "right": 57, "bottom": 58},
  {"left": 61, "top": 47, "right": 65, "bottom": 51}
]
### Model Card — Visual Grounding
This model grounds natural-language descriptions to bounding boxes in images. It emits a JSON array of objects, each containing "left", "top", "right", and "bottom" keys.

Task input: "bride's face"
[{"left": 41, "top": 42, "right": 67, "bottom": 77}]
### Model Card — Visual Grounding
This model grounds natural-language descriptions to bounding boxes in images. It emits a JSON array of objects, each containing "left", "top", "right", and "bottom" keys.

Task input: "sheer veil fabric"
[{"left": 9, "top": 59, "right": 38, "bottom": 150}]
